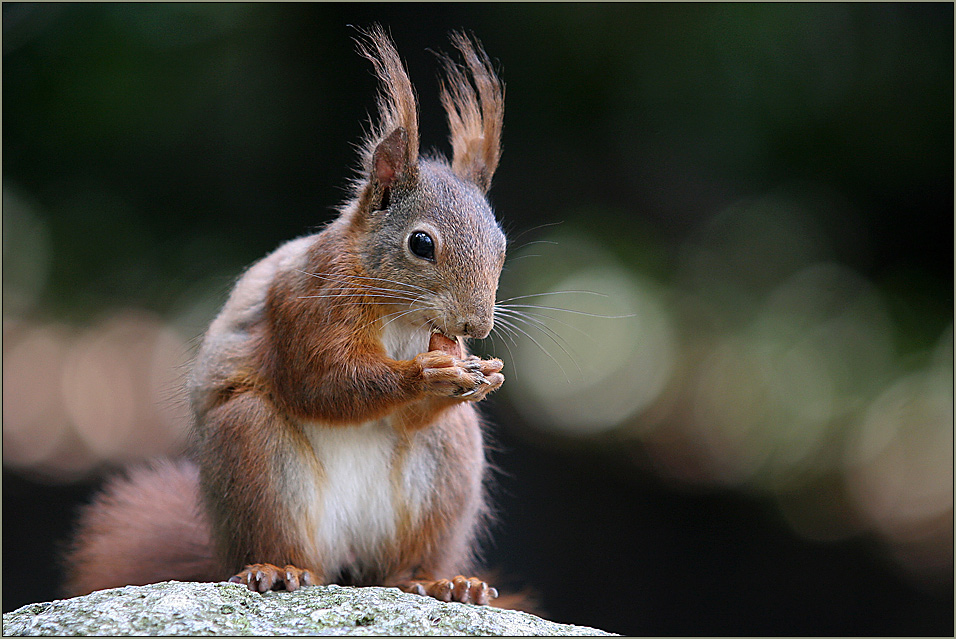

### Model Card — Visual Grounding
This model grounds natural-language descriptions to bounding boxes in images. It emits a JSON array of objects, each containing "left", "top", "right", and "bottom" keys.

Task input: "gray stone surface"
[{"left": 2, "top": 581, "right": 615, "bottom": 636}]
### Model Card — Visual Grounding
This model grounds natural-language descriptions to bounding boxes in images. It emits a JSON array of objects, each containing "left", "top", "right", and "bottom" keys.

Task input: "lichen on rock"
[{"left": 2, "top": 581, "right": 616, "bottom": 636}]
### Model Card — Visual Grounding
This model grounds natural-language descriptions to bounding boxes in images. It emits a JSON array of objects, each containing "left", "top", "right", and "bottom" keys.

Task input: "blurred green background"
[{"left": 3, "top": 3, "right": 952, "bottom": 634}]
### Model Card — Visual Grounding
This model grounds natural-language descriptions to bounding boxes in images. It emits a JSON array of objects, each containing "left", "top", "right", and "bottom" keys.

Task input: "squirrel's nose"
[
  {"left": 462, "top": 322, "right": 491, "bottom": 340},
  {"left": 459, "top": 313, "right": 493, "bottom": 340}
]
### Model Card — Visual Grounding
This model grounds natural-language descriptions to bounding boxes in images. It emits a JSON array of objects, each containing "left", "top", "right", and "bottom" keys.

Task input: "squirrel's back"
[{"left": 188, "top": 233, "right": 317, "bottom": 418}]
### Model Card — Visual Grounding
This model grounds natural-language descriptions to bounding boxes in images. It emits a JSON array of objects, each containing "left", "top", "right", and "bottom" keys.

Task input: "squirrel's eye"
[{"left": 408, "top": 231, "right": 435, "bottom": 261}]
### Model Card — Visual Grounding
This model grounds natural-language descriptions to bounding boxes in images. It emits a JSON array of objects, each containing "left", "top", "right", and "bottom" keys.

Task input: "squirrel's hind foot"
[
  {"left": 400, "top": 575, "right": 499, "bottom": 605},
  {"left": 229, "top": 563, "right": 314, "bottom": 592}
]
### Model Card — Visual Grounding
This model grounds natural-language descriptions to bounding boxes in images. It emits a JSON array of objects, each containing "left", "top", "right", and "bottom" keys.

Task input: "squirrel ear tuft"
[
  {"left": 372, "top": 127, "right": 411, "bottom": 189},
  {"left": 439, "top": 32, "right": 504, "bottom": 193},
  {"left": 355, "top": 25, "right": 420, "bottom": 195}
]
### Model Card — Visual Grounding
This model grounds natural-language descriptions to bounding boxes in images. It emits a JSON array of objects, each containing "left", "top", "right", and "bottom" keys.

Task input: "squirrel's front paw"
[
  {"left": 415, "top": 352, "right": 504, "bottom": 401},
  {"left": 229, "top": 563, "right": 314, "bottom": 592}
]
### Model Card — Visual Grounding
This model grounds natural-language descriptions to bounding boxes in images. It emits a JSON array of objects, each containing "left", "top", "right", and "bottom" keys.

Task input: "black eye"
[{"left": 408, "top": 231, "right": 435, "bottom": 261}]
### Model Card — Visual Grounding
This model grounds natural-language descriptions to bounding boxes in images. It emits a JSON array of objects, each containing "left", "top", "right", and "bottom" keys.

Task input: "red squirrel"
[{"left": 63, "top": 27, "right": 509, "bottom": 606}]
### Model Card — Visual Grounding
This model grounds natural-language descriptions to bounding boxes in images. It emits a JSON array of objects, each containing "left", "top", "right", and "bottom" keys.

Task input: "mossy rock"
[{"left": 3, "top": 581, "right": 616, "bottom": 636}]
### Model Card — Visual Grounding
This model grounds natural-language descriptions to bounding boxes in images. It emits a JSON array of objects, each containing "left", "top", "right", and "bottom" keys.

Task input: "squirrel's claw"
[
  {"left": 417, "top": 352, "right": 504, "bottom": 401},
  {"left": 400, "top": 575, "right": 498, "bottom": 605},
  {"left": 229, "top": 563, "right": 314, "bottom": 593}
]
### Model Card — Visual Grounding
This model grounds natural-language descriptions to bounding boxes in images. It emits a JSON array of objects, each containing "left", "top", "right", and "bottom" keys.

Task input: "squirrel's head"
[{"left": 346, "top": 27, "right": 506, "bottom": 341}]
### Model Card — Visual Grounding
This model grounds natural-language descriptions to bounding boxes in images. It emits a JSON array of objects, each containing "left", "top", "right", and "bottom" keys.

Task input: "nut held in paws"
[{"left": 429, "top": 331, "right": 463, "bottom": 358}]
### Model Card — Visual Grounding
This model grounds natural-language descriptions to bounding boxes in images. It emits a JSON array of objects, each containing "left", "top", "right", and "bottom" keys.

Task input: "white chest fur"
[
  {"left": 301, "top": 421, "right": 398, "bottom": 565},
  {"left": 293, "top": 321, "right": 440, "bottom": 576},
  {"left": 380, "top": 319, "right": 431, "bottom": 361},
  {"left": 296, "top": 419, "right": 442, "bottom": 576}
]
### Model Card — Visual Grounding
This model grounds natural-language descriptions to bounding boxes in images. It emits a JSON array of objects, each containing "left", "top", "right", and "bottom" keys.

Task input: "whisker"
[
  {"left": 298, "top": 282, "right": 425, "bottom": 299},
  {"left": 488, "top": 326, "right": 519, "bottom": 379},
  {"left": 511, "top": 239, "right": 559, "bottom": 250},
  {"left": 494, "top": 309, "right": 582, "bottom": 377},
  {"left": 492, "top": 314, "right": 571, "bottom": 383},
  {"left": 294, "top": 271, "right": 435, "bottom": 312},
  {"left": 503, "top": 253, "right": 543, "bottom": 263},
  {"left": 496, "top": 290, "right": 609, "bottom": 304},
  {"left": 488, "top": 317, "right": 527, "bottom": 380},
  {"left": 507, "top": 220, "right": 564, "bottom": 246},
  {"left": 495, "top": 315, "right": 571, "bottom": 383},
  {"left": 297, "top": 291, "right": 422, "bottom": 299},
  {"left": 295, "top": 269, "right": 432, "bottom": 295},
  {"left": 296, "top": 301, "right": 423, "bottom": 308},
  {"left": 356, "top": 306, "right": 433, "bottom": 334},
  {"left": 297, "top": 293, "right": 423, "bottom": 304},
  {"left": 496, "top": 303, "right": 635, "bottom": 320},
  {"left": 379, "top": 307, "right": 426, "bottom": 332},
  {"left": 495, "top": 306, "right": 599, "bottom": 348}
]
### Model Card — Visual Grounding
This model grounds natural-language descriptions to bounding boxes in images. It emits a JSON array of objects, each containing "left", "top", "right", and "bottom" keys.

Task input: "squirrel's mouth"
[{"left": 429, "top": 326, "right": 464, "bottom": 359}]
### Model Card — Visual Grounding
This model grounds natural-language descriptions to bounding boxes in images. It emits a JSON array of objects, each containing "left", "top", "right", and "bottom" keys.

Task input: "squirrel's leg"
[
  {"left": 269, "top": 347, "right": 503, "bottom": 425},
  {"left": 198, "top": 391, "right": 323, "bottom": 592},
  {"left": 390, "top": 405, "right": 497, "bottom": 605}
]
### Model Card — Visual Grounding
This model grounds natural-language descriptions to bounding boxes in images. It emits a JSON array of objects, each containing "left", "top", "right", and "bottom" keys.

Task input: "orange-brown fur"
[
  {"left": 63, "top": 26, "right": 513, "bottom": 609},
  {"left": 258, "top": 227, "right": 428, "bottom": 424}
]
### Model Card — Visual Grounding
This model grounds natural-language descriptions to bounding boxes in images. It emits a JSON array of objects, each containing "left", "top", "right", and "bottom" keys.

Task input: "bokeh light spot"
[{"left": 502, "top": 235, "right": 676, "bottom": 435}]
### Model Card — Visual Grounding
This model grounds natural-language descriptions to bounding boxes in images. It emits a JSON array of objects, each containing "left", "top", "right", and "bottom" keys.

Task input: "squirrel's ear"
[
  {"left": 355, "top": 26, "right": 420, "bottom": 200},
  {"left": 440, "top": 32, "right": 504, "bottom": 193},
  {"left": 372, "top": 127, "right": 411, "bottom": 189}
]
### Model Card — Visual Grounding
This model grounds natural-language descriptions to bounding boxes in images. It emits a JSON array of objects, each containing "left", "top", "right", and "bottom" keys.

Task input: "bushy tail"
[
  {"left": 490, "top": 590, "right": 542, "bottom": 615},
  {"left": 480, "top": 569, "right": 542, "bottom": 615},
  {"left": 62, "top": 459, "right": 219, "bottom": 597}
]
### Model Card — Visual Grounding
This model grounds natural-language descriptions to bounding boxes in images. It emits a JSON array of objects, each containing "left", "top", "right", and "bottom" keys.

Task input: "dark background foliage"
[{"left": 3, "top": 3, "right": 952, "bottom": 635}]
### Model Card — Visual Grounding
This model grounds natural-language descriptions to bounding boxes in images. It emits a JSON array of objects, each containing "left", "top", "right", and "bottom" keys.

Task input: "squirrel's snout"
[
  {"left": 457, "top": 312, "right": 494, "bottom": 340},
  {"left": 463, "top": 321, "right": 492, "bottom": 340}
]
